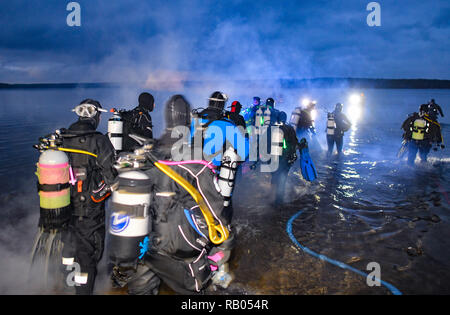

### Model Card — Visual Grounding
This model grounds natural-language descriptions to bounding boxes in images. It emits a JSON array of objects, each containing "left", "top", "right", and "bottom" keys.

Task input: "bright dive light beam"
[
  {"left": 348, "top": 104, "right": 361, "bottom": 123},
  {"left": 311, "top": 109, "right": 317, "bottom": 121},
  {"left": 302, "top": 98, "right": 310, "bottom": 107},
  {"left": 349, "top": 94, "right": 361, "bottom": 105}
]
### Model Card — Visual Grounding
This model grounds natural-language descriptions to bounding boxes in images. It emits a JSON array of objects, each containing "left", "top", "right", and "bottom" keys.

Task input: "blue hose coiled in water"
[{"left": 286, "top": 210, "right": 402, "bottom": 295}]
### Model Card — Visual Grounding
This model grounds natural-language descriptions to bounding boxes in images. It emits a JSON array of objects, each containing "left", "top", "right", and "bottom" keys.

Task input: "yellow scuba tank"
[
  {"left": 411, "top": 118, "right": 427, "bottom": 141},
  {"left": 36, "top": 149, "right": 71, "bottom": 230}
]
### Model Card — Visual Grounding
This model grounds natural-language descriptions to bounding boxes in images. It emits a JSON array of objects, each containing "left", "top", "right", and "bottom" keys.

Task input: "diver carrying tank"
[
  {"left": 109, "top": 171, "right": 152, "bottom": 265},
  {"left": 216, "top": 147, "right": 239, "bottom": 207},
  {"left": 108, "top": 109, "right": 124, "bottom": 152}
]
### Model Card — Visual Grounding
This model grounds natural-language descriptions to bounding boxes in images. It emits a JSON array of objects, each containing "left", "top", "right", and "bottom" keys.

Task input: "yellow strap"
[
  {"left": 57, "top": 148, "right": 98, "bottom": 158},
  {"left": 153, "top": 162, "right": 229, "bottom": 245},
  {"left": 423, "top": 116, "right": 440, "bottom": 127}
]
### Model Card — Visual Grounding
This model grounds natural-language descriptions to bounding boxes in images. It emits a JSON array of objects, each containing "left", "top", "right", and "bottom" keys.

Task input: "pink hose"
[{"left": 158, "top": 160, "right": 217, "bottom": 173}]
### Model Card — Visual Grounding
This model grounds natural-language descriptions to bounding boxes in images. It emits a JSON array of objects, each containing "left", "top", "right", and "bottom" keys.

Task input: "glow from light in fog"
[{"left": 347, "top": 94, "right": 362, "bottom": 124}]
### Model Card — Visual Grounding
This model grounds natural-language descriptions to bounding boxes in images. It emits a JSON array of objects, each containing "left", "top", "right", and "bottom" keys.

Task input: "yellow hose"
[
  {"left": 57, "top": 148, "right": 98, "bottom": 158},
  {"left": 153, "top": 161, "right": 229, "bottom": 245}
]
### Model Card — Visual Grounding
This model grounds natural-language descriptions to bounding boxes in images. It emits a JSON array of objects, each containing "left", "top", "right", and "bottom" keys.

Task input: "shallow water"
[{"left": 0, "top": 87, "right": 449, "bottom": 294}]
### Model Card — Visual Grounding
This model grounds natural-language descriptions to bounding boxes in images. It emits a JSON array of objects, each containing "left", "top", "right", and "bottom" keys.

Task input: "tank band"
[
  {"left": 111, "top": 202, "right": 148, "bottom": 218},
  {"left": 37, "top": 182, "right": 70, "bottom": 192}
]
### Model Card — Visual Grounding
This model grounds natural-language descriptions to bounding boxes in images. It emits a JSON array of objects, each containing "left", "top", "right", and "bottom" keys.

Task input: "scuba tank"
[
  {"left": 263, "top": 107, "right": 272, "bottom": 126},
  {"left": 109, "top": 171, "right": 152, "bottom": 265},
  {"left": 216, "top": 148, "right": 239, "bottom": 207},
  {"left": 290, "top": 107, "right": 301, "bottom": 127},
  {"left": 254, "top": 107, "right": 264, "bottom": 135},
  {"left": 35, "top": 138, "right": 71, "bottom": 230},
  {"left": 108, "top": 109, "right": 123, "bottom": 152},
  {"left": 327, "top": 113, "right": 336, "bottom": 135},
  {"left": 271, "top": 126, "right": 284, "bottom": 157},
  {"left": 31, "top": 133, "right": 72, "bottom": 289},
  {"left": 411, "top": 118, "right": 427, "bottom": 141}
]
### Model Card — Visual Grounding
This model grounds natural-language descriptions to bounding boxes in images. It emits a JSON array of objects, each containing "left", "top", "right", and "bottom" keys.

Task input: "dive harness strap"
[
  {"left": 111, "top": 202, "right": 148, "bottom": 218},
  {"left": 37, "top": 182, "right": 70, "bottom": 192}
]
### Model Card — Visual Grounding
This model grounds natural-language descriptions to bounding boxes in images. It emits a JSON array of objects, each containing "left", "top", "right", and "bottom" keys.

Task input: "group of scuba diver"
[
  {"left": 399, "top": 99, "right": 445, "bottom": 166},
  {"left": 30, "top": 89, "right": 444, "bottom": 295}
]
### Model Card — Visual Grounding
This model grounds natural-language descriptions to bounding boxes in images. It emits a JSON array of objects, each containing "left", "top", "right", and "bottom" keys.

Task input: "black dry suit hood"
[
  {"left": 165, "top": 95, "right": 191, "bottom": 130},
  {"left": 138, "top": 92, "right": 155, "bottom": 112},
  {"left": 77, "top": 99, "right": 102, "bottom": 129}
]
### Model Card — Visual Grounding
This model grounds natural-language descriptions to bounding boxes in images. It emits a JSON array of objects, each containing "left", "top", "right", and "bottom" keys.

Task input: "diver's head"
[
  {"left": 266, "top": 97, "right": 275, "bottom": 108},
  {"left": 335, "top": 103, "right": 343, "bottom": 112},
  {"left": 73, "top": 99, "right": 106, "bottom": 129},
  {"left": 165, "top": 95, "right": 191, "bottom": 130},
  {"left": 253, "top": 96, "right": 261, "bottom": 106},
  {"left": 208, "top": 91, "right": 228, "bottom": 111},
  {"left": 138, "top": 92, "right": 155, "bottom": 112},
  {"left": 429, "top": 99, "right": 435, "bottom": 105},
  {"left": 230, "top": 101, "right": 242, "bottom": 114}
]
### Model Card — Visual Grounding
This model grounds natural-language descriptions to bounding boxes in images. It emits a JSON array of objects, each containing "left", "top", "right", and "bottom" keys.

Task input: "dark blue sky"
[{"left": 0, "top": 0, "right": 449, "bottom": 83}]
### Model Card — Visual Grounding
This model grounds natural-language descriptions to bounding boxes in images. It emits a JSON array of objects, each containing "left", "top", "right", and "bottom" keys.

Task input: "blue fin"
[{"left": 299, "top": 147, "right": 318, "bottom": 182}]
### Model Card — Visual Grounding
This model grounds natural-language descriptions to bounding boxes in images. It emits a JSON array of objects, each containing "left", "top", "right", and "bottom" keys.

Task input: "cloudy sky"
[{"left": 0, "top": 0, "right": 448, "bottom": 83}]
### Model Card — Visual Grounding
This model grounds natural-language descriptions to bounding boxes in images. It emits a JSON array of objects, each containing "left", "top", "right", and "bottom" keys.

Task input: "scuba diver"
[
  {"left": 32, "top": 99, "right": 117, "bottom": 294},
  {"left": 326, "top": 103, "right": 351, "bottom": 156},
  {"left": 121, "top": 92, "right": 155, "bottom": 152},
  {"left": 269, "top": 112, "right": 299, "bottom": 204},
  {"left": 290, "top": 101, "right": 316, "bottom": 140},
  {"left": 242, "top": 96, "right": 261, "bottom": 129},
  {"left": 110, "top": 95, "right": 234, "bottom": 294},
  {"left": 257, "top": 97, "right": 284, "bottom": 127},
  {"left": 401, "top": 104, "right": 444, "bottom": 166},
  {"left": 191, "top": 91, "right": 248, "bottom": 167},
  {"left": 427, "top": 99, "right": 444, "bottom": 121},
  {"left": 257, "top": 110, "right": 317, "bottom": 203},
  {"left": 225, "top": 101, "right": 246, "bottom": 130}
]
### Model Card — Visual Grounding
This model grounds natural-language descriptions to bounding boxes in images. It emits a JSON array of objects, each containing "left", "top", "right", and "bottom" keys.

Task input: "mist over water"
[{"left": 0, "top": 86, "right": 449, "bottom": 294}]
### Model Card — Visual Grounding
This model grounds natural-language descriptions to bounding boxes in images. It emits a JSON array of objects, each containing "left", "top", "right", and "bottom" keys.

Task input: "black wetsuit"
[
  {"left": 428, "top": 102, "right": 444, "bottom": 121},
  {"left": 401, "top": 113, "right": 443, "bottom": 165},
  {"left": 61, "top": 119, "right": 117, "bottom": 295},
  {"left": 225, "top": 111, "right": 246, "bottom": 130},
  {"left": 271, "top": 123, "right": 298, "bottom": 204},
  {"left": 327, "top": 110, "right": 351, "bottom": 155}
]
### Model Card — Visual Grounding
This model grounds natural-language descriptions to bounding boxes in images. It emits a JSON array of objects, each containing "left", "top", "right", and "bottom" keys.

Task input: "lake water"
[{"left": 0, "top": 86, "right": 449, "bottom": 294}]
